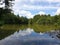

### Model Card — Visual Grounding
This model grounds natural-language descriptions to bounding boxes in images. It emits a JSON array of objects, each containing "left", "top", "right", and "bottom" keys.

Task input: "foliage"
[
  {"left": 32, "top": 14, "right": 60, "bottom": 25},
  {"left": 0, "top": 0, "right": 60, "bottom": 25},
  {"left": 0, "top": 0, "right": 29, "bottom": 25}
]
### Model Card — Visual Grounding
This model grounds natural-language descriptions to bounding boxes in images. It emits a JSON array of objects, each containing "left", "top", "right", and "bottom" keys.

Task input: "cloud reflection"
[{"left": 0, "top": 28, "right": 60, "bottom": 45}]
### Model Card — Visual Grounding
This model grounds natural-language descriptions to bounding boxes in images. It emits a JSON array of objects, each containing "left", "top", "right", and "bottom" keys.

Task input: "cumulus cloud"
[
  {"left": 22, "top": 5, "right": 59, "bottom": 10},
  {"left": 14, "top": 0, "right": 60, "bottom": 3},
  {"left": 46, "top": 0, "right": 60, "bottom": 2},
  {"left": 38, "top": 0, "right": 60, "bottom": 2},
  {"left": 13, "top": 0, "right": 60, "bottom": 10},
  {"left": 0, "top": 1, "right": 5, "bottom": 8},
  {"left": 19, "top": 10, "right": 34, "bottom": 18},
  {"left": 12, "top": 0, "right": 60, "bottom": 18},
  {"left": 55, "top": 8, "right": 60, "bottom": 15},
  {"left": 38, "top": 11, "right": 46, "bottom": 15},
  {"left": 0, "top": 4, "right": 5, "bottom": 8}
]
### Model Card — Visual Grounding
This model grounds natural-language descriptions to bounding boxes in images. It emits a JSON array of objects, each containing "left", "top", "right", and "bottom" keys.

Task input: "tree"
[
  {"left": 0, "top": 0, "right": 15, "bottom": 25},
  {"left": 33, "top": 14, "right": 40, "bottom": 23},
  {"left": 0, "top": 0, "right": 14, "bottom": 13}
]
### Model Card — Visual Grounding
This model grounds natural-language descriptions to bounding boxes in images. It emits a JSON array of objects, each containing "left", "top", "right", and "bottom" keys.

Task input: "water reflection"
[
  {"left": 0, "top": 28, "right": 60, "bottom": 45},
  {"left": 0, "top": 29, "right": 16, "bottom": 40}
]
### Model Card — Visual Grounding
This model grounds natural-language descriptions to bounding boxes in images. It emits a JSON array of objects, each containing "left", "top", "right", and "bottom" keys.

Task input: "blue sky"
[{"left": 13, "top": 0, "right": 60, "bottom": 18}]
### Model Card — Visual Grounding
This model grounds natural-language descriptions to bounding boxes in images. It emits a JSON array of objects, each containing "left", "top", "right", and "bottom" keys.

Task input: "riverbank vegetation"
[
  {"left": 0, "top": 0, "right": 60, "bottom": 26},
  {"left": 0, "top": 11, "right": 60, "bottom": 27}
]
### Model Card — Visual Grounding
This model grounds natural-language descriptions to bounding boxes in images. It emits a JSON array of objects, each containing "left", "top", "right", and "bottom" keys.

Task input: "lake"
[{"left": 0, "top": 24, "right": 60, "bottom": 45}]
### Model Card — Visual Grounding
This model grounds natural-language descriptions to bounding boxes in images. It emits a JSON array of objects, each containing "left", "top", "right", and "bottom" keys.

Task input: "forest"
[{"left": 0, "top": 0, "right": 60, "bottom": 26}]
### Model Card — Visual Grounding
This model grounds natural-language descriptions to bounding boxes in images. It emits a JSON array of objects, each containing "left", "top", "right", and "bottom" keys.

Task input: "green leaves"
[{"left": 32, "top": 14, "right": 60, "bottom": 25}]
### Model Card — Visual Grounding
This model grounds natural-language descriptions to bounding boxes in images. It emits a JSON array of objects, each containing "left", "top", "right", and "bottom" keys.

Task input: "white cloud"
[
  {"left": 0, "top": 4, "right": 5, "bottom": 8},
  {"left": 13, "top": 9, "right": 19, "bottom": 15},
  {"left": 13, "top": 0, "right": 60, "bottom": 16},
  {"left": 15, "top": 0, "right": 22, "bottom": 3},
  {"left": 15, "top": 0, "right": 60, "bottom": 3},
  {"left": 24, "top": 5, "right": 59, "bottom": 10},
  {"left": 19, "top": 10, "right": 34, "bottom": 18},
  {"left": 55, "top": 8, "right": 60, "bottom": 15},
  {"left": 0, "top": 2, "right": 5, "bottom": 8},
  {"left": 38, "top": 11, "right": 46, "bottom": 15},
  {"left": 39, "top": 0, "right": 60, "bottom": 2},
  {"left": 13, "top": 0, "right": 60, "bottom": 10},
  {"left": 47, "top": 0, "right": 60, "bottom": 2},
  {"left": 13, "top": 4, "right": 60, "bottom": 11}
]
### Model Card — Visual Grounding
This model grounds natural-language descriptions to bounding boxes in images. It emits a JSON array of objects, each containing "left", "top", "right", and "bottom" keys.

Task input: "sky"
[{"left": 12, "top": 0, "right": 60, "bottom": 18}]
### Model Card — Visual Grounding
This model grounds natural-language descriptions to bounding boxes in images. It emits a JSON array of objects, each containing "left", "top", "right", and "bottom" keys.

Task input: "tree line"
[
  {"left": 0, "top": 0, "right": 60, "bottom": 26},
  {"left": 0, "top": 11, "right": 60, "bottom": 26},
  {"left": 31, "top": 14, "right": 60, "bottom": 25},
  {"left": 0, "top": 0, "right": 28, "bottom": 25}
]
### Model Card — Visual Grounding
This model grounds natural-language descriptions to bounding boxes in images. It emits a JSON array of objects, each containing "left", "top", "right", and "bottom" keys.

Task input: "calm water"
[{"left": 0, "top": 25, "right": 60, "bottom": 45}]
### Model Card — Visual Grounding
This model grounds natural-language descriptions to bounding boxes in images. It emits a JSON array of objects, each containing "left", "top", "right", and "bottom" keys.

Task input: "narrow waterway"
[{"left": 0, "top": 28, "right": 60, "bottom": 45}]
